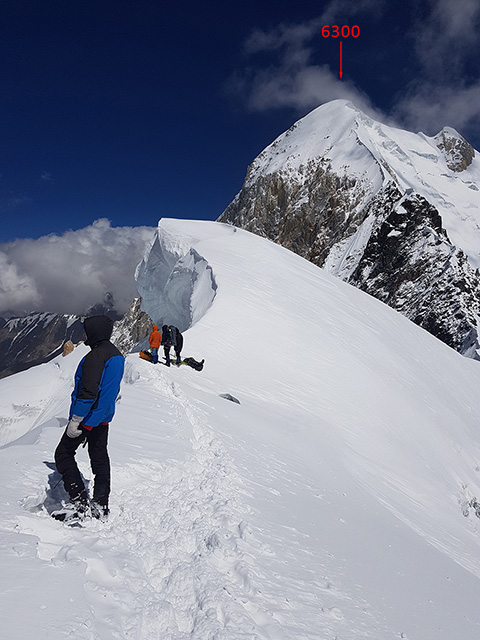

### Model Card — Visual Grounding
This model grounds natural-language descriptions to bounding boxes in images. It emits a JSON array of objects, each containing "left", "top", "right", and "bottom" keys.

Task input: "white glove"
[{"left": 66, "top": 416, "right": 84, "bottom": 438}]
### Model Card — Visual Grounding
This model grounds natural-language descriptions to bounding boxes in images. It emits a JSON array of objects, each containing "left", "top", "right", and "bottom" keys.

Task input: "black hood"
[{"left": 83, "top": 315, "right": 114, "bottom": 347}]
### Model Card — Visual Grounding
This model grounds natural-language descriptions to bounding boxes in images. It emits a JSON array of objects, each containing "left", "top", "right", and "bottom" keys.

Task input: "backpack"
[
  {"left": 161, "top": 325, "right": 179, "bottom": 348},
  {"left": 161, "top": 325, "right": 171, "bottom": 347},
  {"left": 168, "top": 325, "right": 177, "bottom": 348},
  {"left": 183, "top": 357, "right": 204, "bottom": 371}
]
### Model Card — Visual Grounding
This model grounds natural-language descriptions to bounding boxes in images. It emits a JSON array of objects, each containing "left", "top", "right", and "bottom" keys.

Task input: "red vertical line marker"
[{"left": 339, "top": 41, "right": 343, "bottom": 78}]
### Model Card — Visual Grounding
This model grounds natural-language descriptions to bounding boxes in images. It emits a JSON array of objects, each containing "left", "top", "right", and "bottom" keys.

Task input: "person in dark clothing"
[
  {"left": 161, "top": 325, "right": 183, "bottom": 366},
  {"left": 54, "top": 315, "right": 124, "bottom": 520}
]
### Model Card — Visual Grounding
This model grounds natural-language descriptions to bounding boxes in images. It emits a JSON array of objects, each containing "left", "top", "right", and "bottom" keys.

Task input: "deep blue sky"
[{"left": 1, "top": 0, "right": 479, "bottom": 243}]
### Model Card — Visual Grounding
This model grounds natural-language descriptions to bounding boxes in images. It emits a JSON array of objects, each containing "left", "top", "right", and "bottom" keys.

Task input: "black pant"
[
  {"left": 163, "top": 345, "right": 182, "bottom": 363},
  {"left": 54, "top": 424, "right": 111, "bottom": 505}
]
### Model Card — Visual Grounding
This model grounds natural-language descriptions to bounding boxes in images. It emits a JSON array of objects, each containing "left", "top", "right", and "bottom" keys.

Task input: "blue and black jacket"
[{"left": 69, "top": 315, "right": 124, "bottom": 428}]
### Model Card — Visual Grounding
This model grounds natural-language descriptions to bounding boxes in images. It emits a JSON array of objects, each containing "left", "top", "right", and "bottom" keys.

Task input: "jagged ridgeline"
[
  {"left": 218, "top": 99, "right": 480, "bottom": 359},
  {"left": 0, "top": 300, "right": 122, "bottom": 380},
  {"left": 0, "top": 314, "right": 86, "bottom": 379}
]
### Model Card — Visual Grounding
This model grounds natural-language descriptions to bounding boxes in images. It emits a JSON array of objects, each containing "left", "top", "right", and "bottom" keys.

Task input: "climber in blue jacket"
[{"left": 54, "top": 315, "right": 124, "bottom": 520}]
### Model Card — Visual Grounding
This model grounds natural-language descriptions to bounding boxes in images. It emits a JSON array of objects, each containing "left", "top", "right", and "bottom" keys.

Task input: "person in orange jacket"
[{"left": 149, "top": 325, "right": 162, "bottom": 364}]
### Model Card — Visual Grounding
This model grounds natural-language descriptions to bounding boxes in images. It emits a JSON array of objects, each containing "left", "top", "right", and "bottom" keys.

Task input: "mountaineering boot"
[
  {"left": 52, "top": 488, "right": 90, "bottom": 522},
  {"left": 71, "top": 489, "right": 89, "bottom": 516},
  {"left": 91, "top": 500, "right": 109, "bottom": 521}
]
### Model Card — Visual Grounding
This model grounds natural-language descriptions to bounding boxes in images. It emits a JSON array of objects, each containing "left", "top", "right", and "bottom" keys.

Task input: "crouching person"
[{"left": 54, "top": 315, "right": 124, "bottom": 521}]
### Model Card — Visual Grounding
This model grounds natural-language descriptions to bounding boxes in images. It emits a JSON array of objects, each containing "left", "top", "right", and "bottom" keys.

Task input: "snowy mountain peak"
[
  {"left": 245, "top": 101, "right": 480, "bottom": 257},
  {"left": 219, "top": 99, "right": 480, "bottom": 358},
  {"left": 246, "top": 99, "right": 378, "bottom": 185}
]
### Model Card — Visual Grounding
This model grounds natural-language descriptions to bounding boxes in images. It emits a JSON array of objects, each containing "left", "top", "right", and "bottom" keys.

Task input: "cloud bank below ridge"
[{"left": 0, "top": 219, "right": 155, "bottom": 317}]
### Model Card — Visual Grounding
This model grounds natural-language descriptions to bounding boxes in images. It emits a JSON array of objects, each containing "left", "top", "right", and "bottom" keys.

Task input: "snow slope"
[{"left": 1, "top": 219, "right": 480, "bottom": 639}]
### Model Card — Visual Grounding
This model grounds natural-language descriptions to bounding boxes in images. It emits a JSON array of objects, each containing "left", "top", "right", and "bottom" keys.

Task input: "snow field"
[
  {"left": 2, "top": 219, "right": 480, "bottom": 638},
  {"left": 1, "top": 354, "right": 360, "bottom": 640}
]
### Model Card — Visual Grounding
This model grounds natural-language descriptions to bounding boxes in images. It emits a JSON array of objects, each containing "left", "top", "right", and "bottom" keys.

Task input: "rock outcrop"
[
  {"left": 111, "top": 297, "right": 153, "bottom": 356},
  {"left": 434, "top": 127, "right": 475, "bottom": 172}
]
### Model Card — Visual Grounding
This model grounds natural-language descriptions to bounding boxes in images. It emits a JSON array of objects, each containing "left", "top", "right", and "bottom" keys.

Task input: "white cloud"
[
  {"left": 413, "top": 0, "right": 480, "bottom": 78},
  {"left": 39, "top": 171, "right": 54, "bottom": 183},
  {"left": 0, "top": 194, "right": 32, "bottom": 211},
  {"left": 244, "top": 62, "right": 381, "bottom": 121},
  {"left": 0, "top": 219, "right": 155, "bottom": 316},
  {"left": 397, "top": 0, "right": 480, "bottom": 136},
  {"left": 231, "top": 0, "right": 480, "bottom": 142},
  {"left": 394, "top": 81, "right": 480, "bottom": 137},
  {"left": 229, "top": 1, "right": 386, "bottom": 120},
  {"left": 0, "top": 252, "right": 41, "bottom": 311},
  {"left": 244, "top": 19, "right": 323, "bottom": 57}
]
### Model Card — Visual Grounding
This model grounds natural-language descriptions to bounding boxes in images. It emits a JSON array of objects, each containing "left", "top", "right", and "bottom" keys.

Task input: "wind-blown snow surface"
[{"left": 2, "top": 219, "right": 480, "bottom": 639}]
